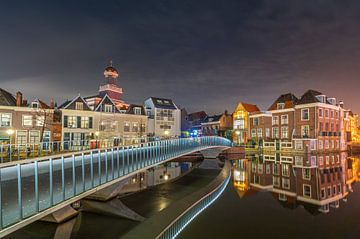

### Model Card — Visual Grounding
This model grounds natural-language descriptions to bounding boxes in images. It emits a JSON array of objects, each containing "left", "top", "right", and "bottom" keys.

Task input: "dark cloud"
[{"left": 0, "top": 0, "right": 360, "bottom": 114}]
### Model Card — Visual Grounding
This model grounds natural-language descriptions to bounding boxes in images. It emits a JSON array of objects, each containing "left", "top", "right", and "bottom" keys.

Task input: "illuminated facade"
[{"left": 232, "top": 102, "right": 260, "bottom": 144}]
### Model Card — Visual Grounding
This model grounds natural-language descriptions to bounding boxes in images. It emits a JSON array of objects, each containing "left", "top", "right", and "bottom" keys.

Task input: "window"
[
  {"left": 22, "top": 115, "right": 33, "bottom": 126},
  {"left": 325, "top": 109, "right": 329, "bottom": 118},
  {"left": 325, "top": 156, "right": 330, "bottom": 165},
  {"left": 295, "top": 156, "right": 303, "bottom": 166},
  {"left": 75, "top": 102, "right": 83, "bottom": 110},
  {"left": 266, "top": 164, "right": 271, "bottom": 174},
  {"left": 330, "top": 110, "right": 334, "bottom": 118},
  {"left": 301, "top": 109, "right": 309, "bottom": 121},
  {"left": 36, "top": 116, "right": 45, "bottom": 126},
  {"left": 134, "top": 107, "right": 142, "bottom": 115},
  {"left": 67, "top": 116, "right": 77, "bottom": 128},
  {"left": 281, "top": 127, "right": 288, "bottom": 139},
  {"left": 319, "top": 156, "right": 324, "bottom": 165},
  {"left": 295, "top": 141, "right": 303, "bottom": 150},
  {"left": 282, "top": 164, "right": 290, "bottom": 177},
  {"left": 303, "top": 184, "right": 311, "bottom": 198},
  {"left": 81, "top": 117, "right": 90, "bottom": 128},
  {"left": 281, "top": 115, "right": 288, "bottom": 124},
  {"left": 302, "top": 168, "right": 311, "bottom": 180},
  {"left": 251, "top": 129, "right": 256, "bottom": 138},
  {"left": 104, "top": 104, "right": 113, "bottom": 113},
  {"left": 321, "top": 188, "right": 326, "bottom": 199},
  {"left": 319, "top": 108, "right": 323, "bottom": 117},
  {"left": 272, "top": 127, "right": 279, "bottom": 138},
  {"left": 319, "top": 122, "right": 323, "bottom": 132},
  {"left": 277, "top": 103, "right": 285, "bottom": 110},
  {"left": 282, "top": 178, "right": 290, "bottom": 189},
  {"left": 253, "top": 118, "right": 259, "bottom": 126},
  {"left": 132, "top": 122, "right": 139, "bottom": 132},
  {"left": 335, "top": 111, "right": 339, "bottom": 119},
  {"left": 327, "top": 186, "right": 331, "bottom": 196},
  {"left": 273, "top": 164, "right": 280, "bottom": 175},
  {"left": 272, "top": 116, "right": 279, "bottom": 125},
  {"left": 29, "top": 131, "right": 40, "bottom": 144},
  {"left": 124, "top": 122, "right": 130, "bottom": 132},
  {"left": 273, "top": 176, "right": 280, "bottom": 187},
  {"left": 16, "top": 131, "right": 27, "bottom": 145},
  {"left": 140, "top": 123, "right": 146, "bottom": 132},
  {"left": 325, "top": 140, "right": 329, "bottom": 149},
  {"left": 0, "top": 113, "right": 11, "bottom": 127},
  {"left": 258, "top": 164, "right": 263, "bottom": 174},
  {"left": 265, "top": 128, "right": 270, "bottom": 138},
  {"left": 338, "top": 184, "right": 342, "bottom": 194},
  {"left": 31, "top": 102, "right": 39, "bottom": 108},
  {"left": 301, "top": 125, "right": 310, "bottom": 138},
  {"left": 257, "top": 128, "right": 263, "bottom": 138}
]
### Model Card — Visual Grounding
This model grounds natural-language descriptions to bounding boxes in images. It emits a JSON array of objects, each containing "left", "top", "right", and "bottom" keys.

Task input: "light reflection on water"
[{"left": 232, "top": 152, "right": 359, "bottom": 214}]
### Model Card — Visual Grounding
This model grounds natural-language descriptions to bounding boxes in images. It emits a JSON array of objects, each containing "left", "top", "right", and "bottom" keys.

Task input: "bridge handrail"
[
  {"left": 156, "top": 161, "right": 231, "bottom": 239},
  {"left": 0, "top": 136, "right": 231, "bottom": 236}
]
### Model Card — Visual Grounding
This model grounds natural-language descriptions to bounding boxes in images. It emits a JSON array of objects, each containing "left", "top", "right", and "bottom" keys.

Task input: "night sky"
[{"left": 1, "top": 0, "right": 360, "bottom": 114}]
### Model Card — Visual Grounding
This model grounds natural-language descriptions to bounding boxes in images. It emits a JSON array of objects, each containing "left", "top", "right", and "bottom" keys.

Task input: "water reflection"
[{"left": 232, "top": 152, "right": 359, "bottom": 214}]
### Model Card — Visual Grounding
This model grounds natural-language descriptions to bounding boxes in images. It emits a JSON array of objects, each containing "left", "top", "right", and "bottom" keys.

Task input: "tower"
[{"left": 99, "top": 61, "right": 124, "bottom": 104}]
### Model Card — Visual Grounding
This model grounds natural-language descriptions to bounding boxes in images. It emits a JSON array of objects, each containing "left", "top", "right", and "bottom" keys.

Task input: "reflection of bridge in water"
[
  {"left": 233, "top": 152, "right": 359, "bottom": 214},
  {"left": 0, "top": 136, "right": 231, "bottom": 237}
]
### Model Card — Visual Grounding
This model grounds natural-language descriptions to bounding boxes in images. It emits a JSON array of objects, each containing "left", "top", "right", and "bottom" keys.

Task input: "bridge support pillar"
[
  {"left": 81, "top": 198, "right": 145, "bottom": 221},
  {"left": 40, "top": 205, "right": 79, "bottom": 223}
]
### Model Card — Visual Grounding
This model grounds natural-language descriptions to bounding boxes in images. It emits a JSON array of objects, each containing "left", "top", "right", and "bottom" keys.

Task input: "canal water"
[{"left": 180, "top": 153, "right": 360, "bottom": 239}]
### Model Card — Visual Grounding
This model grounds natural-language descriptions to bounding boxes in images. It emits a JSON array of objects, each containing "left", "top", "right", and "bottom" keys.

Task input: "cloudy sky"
[{"left": 1, "top": 0, "right": 360, "bottom": 114}]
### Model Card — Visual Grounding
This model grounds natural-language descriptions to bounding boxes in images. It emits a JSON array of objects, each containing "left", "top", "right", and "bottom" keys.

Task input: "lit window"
[
  {"left": 281, "top": 115, "right": 288, "bottom": 124},
  {"left": 104, "top": 104, "right": 113, "bottom": 113},
  {"left": 36, "top": 116, "right": 45, "bottom": 126},
  {"left": 75, "top": 102, "right": 83, "bottom": 110},
  {"left": 16, "top": 131, "right": 27, "bottom": 145},
  {"left": 301, "top": 125, "right": 310, "bottom": 138},
  {"left": 124, "top": 122, "right": 130, "bottom": 132},
  {"left": 0, "top": 113, "right": 11, "bottom": 127},
  {"left": 22, "top": 115, "right": 33, "bottom": 126}
]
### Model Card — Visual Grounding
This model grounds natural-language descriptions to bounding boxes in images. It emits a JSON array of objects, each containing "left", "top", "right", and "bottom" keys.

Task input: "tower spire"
[{"left": 110, "top": 60, "right": 113, "bottom": 67}]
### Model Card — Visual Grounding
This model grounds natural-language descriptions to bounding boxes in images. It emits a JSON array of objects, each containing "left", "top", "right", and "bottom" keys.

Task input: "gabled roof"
[
  {"left": 31, "top": 99, "right": 51, "bottom": 109},
  {"left": 58, "top": 95, "right": 91, "bottom": 111},
  {"left": 297, "top": 89, "right": 323, "bottom": 105},
  {"left": 0, "top": 88, "right": 16, "bottom": 106},
  {"left": 268, "top": 93, "right": 299, "bottom": 111},
  {"left": 150, "top": 97, "right": 177, "bottom": 110},
  {"left": 202, "top": 114, "right": 222, "bottom": 124},
  {"left": 94, "top": 94, "right": 120, "bottom": 113},
  {"left": 239, "top": 102, "right": 260, "bottom": 113}
]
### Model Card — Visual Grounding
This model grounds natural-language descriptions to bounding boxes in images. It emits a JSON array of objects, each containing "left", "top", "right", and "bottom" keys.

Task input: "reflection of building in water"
[
  {"left": 233, "top": 159, "right": 251, "bottom": 198},
  {"left": 242, "top": 152, "right": 359, "bottom": 214}
]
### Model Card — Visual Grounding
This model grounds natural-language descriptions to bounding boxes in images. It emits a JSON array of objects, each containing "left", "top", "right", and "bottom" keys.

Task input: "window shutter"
[
  {"left": 64, "top": 116, "right": 68, "bottom": 128},
  {"left": 77, "top": 116, "right": 81, "bottom": 128},
  {"left": 89, "top": 117, "right": 93, "bottom": 129}
]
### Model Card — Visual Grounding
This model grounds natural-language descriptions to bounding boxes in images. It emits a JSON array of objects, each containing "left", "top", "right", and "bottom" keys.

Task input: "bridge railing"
[
  {"left": 0, "top": 136, "right": 231, "bottom": 235},
  {"left": 156, "top": 161, "right": 231, "bottom": 239}
]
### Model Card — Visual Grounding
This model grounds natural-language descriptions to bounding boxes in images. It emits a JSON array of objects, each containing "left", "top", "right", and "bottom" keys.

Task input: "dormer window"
[
  {"left": 134, "top": 107, "right": 142, "bottom": 115},
  {"left": 327, "top": 98, "right": 336, "bottom": 105},
  {"left": 277, "top": 103, "right": 285, "bottom": 110},
  {"left": 104, "top": 104, "right": 113, "bottom": 113},
  {"left": 316, "top": 95, "right": 326, "bottom": 103},
  {"left": 31, "top": 102, "right": 39, "bottom": 108},
  {"left": 75, "top": 102, "right": 83, "bottom": 110}
]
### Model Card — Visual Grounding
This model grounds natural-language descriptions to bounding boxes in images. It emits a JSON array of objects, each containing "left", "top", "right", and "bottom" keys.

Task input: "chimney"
[
  {"left": 224, "top": 110, "right": 228, "bottom": 116},
  {"left": 339, "top": 100, "right": 344, "bottom": 108},
  {"left": 50, "top": 98, "right": 55, "bottom": 109},
  {"left": 16, "top": 91, "right": 23, "bottom": 107}
]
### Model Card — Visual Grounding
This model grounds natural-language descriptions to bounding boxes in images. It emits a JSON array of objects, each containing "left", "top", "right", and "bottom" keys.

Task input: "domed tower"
[{"left": 99, "top": 61, "right": 124, "bottom": 104}]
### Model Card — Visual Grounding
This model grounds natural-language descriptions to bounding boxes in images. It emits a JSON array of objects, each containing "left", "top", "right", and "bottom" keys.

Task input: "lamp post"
[
  {"left": 95, "top": 131, "right": 100, "bottom": 148},
  {"left": 7, "top": 129, "right": 15, "bottom": 160}
]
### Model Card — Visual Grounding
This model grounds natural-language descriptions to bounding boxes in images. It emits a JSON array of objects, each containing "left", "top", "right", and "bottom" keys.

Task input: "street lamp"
[{"left": 164, "top": 130, "right": 169, "bottom": 139}]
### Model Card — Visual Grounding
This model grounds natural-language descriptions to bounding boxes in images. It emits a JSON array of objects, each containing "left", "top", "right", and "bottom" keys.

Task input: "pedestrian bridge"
[{"left": 0, "top": 136, "right": 231, "bottom": 237}]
